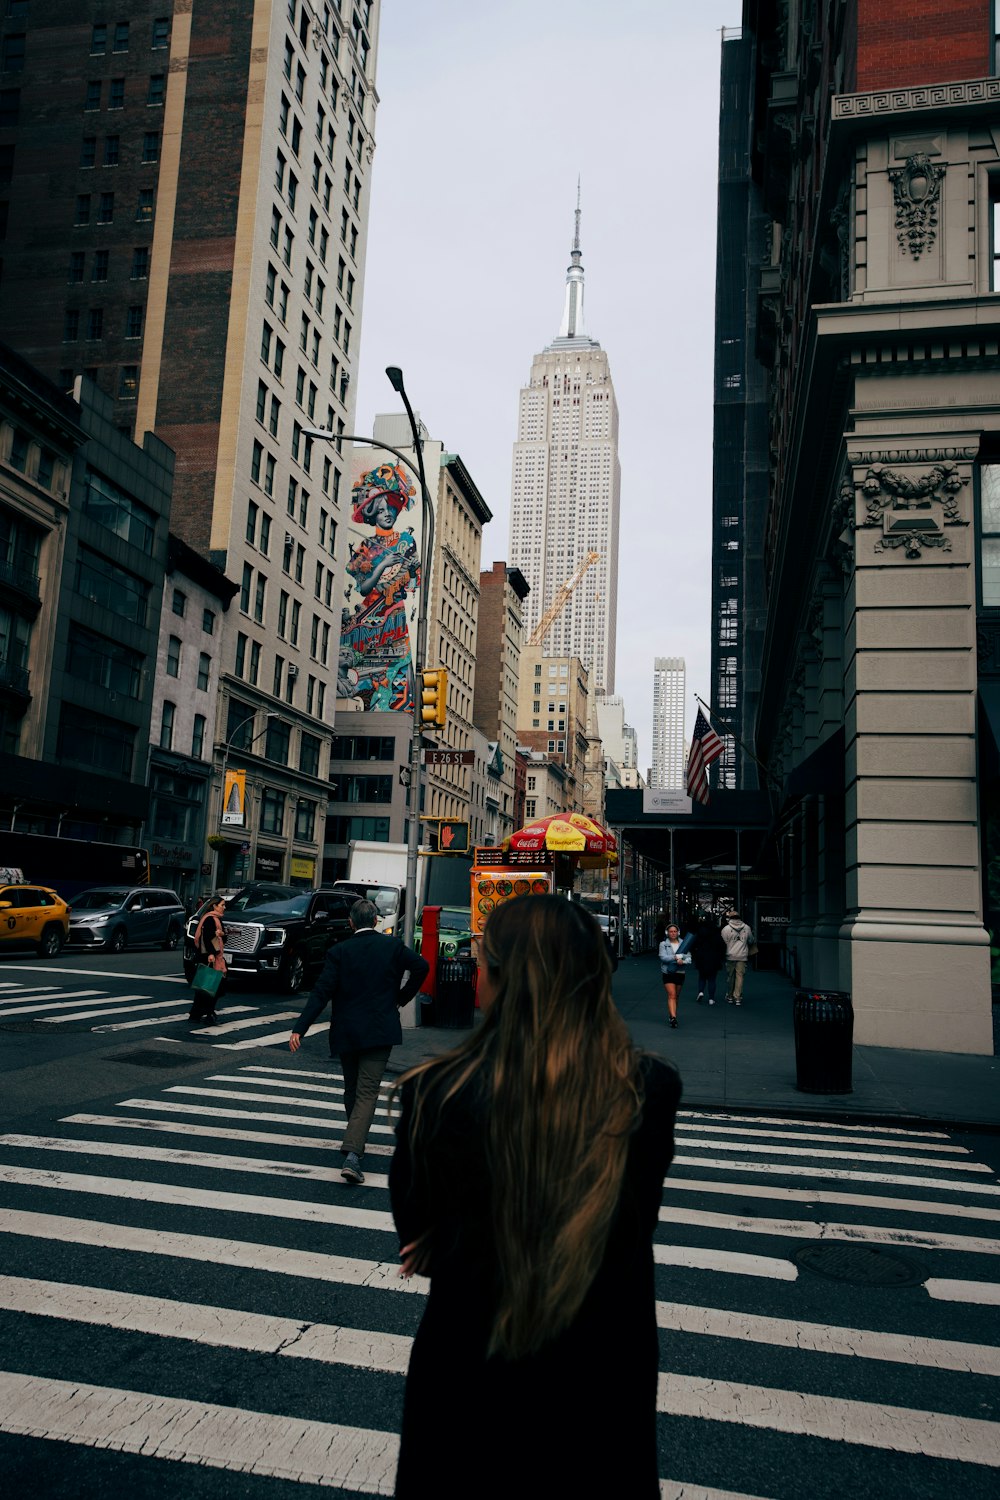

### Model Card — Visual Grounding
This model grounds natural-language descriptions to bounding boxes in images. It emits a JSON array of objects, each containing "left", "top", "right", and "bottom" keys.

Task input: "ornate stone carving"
[
  {"left": 834, "top": 79, "right": 1000, "bottom": 120},
  {"left": 851, "top": 461, "right": 967, "bottom": 559},
  {"left": 887, "top": 153, "right": 946, "bottom": 258},
  {"left": 849, "top": 445, "right": 979, "bottom": 464}
]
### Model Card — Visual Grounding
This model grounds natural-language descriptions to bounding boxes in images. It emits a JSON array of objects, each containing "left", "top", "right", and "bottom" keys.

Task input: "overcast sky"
[{"left": 354, "top": 0, "right": 740, "bottom": 774}]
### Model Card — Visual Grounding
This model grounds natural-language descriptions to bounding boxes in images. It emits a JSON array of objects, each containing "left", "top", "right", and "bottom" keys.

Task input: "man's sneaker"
[
  {"left": 341, "top": 1152, "right": 364, "bottom": 1184},
  {"left": 708, "top": 999, "right": 716, "bottom": 1005},
  {"left": 734, "top": 1000, "right": 742, "bottom": 1007},
  {"left": 696, "top": 991, "right": 704, "bottom": 1003}
]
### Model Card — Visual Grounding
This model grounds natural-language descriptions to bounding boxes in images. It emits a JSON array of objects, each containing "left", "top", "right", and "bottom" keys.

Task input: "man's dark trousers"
[{"left": 340, "top": 1046, "right": 391, "bottom": 1156}]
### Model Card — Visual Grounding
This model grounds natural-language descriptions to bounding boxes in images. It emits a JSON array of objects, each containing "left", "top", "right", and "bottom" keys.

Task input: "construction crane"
[{"left": 528, "top": 550, "right": 600, "bottom": 648}]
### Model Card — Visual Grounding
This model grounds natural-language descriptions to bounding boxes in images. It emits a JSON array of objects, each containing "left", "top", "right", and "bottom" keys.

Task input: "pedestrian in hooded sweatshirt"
[
  {"left": 690, "top": 914, "right": 727, "bottom": 1006},
  {"left": 721, "top": 910, "right": 755, "bottom": 1006}
]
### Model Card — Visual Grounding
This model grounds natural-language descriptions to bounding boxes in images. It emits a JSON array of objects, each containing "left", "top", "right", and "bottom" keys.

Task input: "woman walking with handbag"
[
  {"left": 658, "top": 922, "right": 693, "bottom": 1029},
  {"left": 189, "top": 894, "right": 227, "bottom": 1025},
  {"left": 389, "top": 895, "right": 681, "bottom": 1499}
]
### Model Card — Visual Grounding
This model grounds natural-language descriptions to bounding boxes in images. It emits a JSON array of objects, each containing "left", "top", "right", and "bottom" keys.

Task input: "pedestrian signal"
[
  {"left": 438, "top": 820, "right": 469, "bottom": 853},
  {"left": 421, "top": 667, "right": 448, "bottom": 727}
]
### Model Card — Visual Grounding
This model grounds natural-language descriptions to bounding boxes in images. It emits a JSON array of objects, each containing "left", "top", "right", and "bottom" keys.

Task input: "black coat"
[
  {"left": 690, "top": 925, "right": 727, "bottom": 977},
  {"left": 389, "top": 1054, "right": 681, "bottom": 1498},
  {"left": 293, "top": 927, "right": 429, "bottom": 1052}
]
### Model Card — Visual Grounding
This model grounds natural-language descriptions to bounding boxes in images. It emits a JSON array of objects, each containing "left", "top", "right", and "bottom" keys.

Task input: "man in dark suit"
[{"left": 289, "top": 897, "right": 429, "bottom": 1184}]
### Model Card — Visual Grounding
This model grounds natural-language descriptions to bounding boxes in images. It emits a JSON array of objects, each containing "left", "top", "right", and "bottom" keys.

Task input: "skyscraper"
[
  {"left": 508, "top": 194, "right": 621, "bottom": 694},
  {"left": 651, "top": 656, "right": 685, "bottom": 789},
  {"left": 0, "top": 1, "right": 381, "bottom": 889}
]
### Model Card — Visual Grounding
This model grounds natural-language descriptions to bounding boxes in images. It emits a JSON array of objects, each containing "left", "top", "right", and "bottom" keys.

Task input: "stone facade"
[{"left": 472, "top": 561, "right": 529, "bottom": 844}]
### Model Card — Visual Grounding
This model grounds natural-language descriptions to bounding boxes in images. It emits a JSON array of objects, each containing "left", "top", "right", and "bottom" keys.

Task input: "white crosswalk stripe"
[
  {"left": 0, "top": 1060, "right": 996, "bottom": 1496},
  {"left": 0, "top": 978, "right": 308, "bottom": 1045}
]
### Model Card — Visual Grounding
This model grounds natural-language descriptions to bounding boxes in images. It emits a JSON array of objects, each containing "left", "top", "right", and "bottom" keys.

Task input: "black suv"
[{"left": 183, "top": 884, "right": 354, "bottom": 994}]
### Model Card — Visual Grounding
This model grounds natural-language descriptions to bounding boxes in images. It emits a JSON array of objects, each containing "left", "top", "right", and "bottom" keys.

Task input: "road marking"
[
  {"left": 0, "top": 1372, "right": 400, "bottom": 1494},
  {"left": 0, "top": 1275, "right": 411, "bottom": 1373},
  {"left": 209, "top": 1071, "right": 351, "bottom": 1096},
  {"left": 39, "top": 998, "right": 182, "bottom": 1023},
  {"left": 655, "top": 1371, "right": 1000, "bottom": 1466},
  {"left": 655, "top": 1301, "right": 1000, "bottom": 1375},
  {"left": 0, "top": 984, "right": 60, "bottom": 994},
  {"left": 0, "top": 1134, "right": 390, "bottom": 1189},
  {"left": 116, "top": 1096, "right": 397, "bottom": 1138},
  {"left": 679, "top": 1110, "right": 949, "bottom": 1140},
  {"left": 191, "top": 1010, "right": 297, "bottom": 1036},
  {"left": 654, "top": 1244, "right": 797, "bottom": 1280},
  {"left": 675, "top": 1122, "right": 970, "bottom": 1156},
  {"left": 926, "top": 1279, "right": 1000, "bottom": 1306},
  {"left": 93, "top": 1012, "right": 194, "bottom": 1032},
  {"left": 667, "top": 1175, "right": 1000, "bottom": 1223},
  {"left": 659, "top": 1204, "right": 1000, "bottom": 1257},
  {"left": 671, "top": 1153, "right": 1000, "bottom": 1197},
  {"left": 63, "top": 1111, "right": 396, "bottom": 1157},
  {"left": 0, "top": 1208, "right": 424, "bottom": 1293},
  {"left": 672, "top": 1138, "right": 992, "bottom": 1172},
  {"left": 660, "top": 1484, "right": 773, "bottom": 1500},
  {"left": 165, "top": 1083, "right": 377, "bottom": 1116},
  {"left": 0, "top": 964, "right": 190, "bottom": 982},
  {"left": 213, "top": 1024, "right": 324, "bottom": 1050},
  {"left": 0, "top": 991, "right": 110, "bottom": 1015},
  {"left": 0, "top": 1163, "right": 395, "bottom": 1232}
]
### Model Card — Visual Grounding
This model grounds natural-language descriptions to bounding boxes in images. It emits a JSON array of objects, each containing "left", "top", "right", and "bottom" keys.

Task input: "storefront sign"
[
  {"left": 290, "top": 855, "right": 316, "bottom": 881},
  {"left": 642, "top": 790, "right": 692, "bottom": 816},
  {"left": 254, "top": 849, "right": 283, "bottom": 880}
]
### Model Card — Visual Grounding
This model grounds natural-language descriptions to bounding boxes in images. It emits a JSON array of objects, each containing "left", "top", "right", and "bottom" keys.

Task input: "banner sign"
[{"left": 222, "top": 768, "right": 246, "bottom": 826}]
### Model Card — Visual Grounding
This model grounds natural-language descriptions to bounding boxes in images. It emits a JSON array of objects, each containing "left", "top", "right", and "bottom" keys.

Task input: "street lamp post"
[
  {"left": 304, "top": 365, "right": 435, "bottom": 950},
  {"left": 213, "top": 710, "right": 277, "bottom": 889}
]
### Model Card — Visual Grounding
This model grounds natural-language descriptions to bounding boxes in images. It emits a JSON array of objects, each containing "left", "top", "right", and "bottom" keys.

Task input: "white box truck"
[{"left": 331, "top": 840, "right": 429, "bottom": 938}]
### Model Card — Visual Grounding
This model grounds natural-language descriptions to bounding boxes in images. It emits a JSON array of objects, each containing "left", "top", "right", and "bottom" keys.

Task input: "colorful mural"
[{"left": 338, "top": 458, "right": 421, "bottom": 712}]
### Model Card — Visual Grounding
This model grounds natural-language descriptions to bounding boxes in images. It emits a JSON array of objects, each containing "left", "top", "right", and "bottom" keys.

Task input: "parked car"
[
  {"left": 183, "top": 884, "right": 354, "bottom": 994},
  {"left": 67, "top": 886, "right": 186, "bottom": 953},
  {"left": 414, "top": 905, "right": 473, "bottom": 959},
  {"left": 0, "top": 881, "right": 70, "bottom": 957}
]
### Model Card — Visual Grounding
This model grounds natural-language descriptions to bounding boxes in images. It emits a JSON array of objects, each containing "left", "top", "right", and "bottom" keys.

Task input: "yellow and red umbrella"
[{"left": 505, "top": 812, "right": 618, "bottom": 870}]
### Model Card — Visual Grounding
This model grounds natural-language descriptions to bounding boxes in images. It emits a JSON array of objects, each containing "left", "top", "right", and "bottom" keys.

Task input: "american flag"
[{"left": 686, "top": 709, "right": 725, "bottom": 805}]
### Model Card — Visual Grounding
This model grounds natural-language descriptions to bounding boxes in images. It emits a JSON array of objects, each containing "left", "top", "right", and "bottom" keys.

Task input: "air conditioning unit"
[{"left": 287, "top": 663, "right": 299, "bottom": 680}]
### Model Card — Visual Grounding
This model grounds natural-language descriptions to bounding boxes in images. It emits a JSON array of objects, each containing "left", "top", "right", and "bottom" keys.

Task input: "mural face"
[{"left": 338, "top": 458, "right": 421, "bottom": 712}]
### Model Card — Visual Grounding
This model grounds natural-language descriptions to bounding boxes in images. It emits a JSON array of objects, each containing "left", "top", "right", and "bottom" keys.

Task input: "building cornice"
[
  {"left": 440, "top": 453, "right": 493, "bottom": 526},
  {"left": 832, "top": 77, "right": 1000, "bottom": 126}
]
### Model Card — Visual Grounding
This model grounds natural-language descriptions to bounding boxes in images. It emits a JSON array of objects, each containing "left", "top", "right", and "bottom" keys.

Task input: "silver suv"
[{"left": 67, "top": 886, "right": 186, "bottom": 953}]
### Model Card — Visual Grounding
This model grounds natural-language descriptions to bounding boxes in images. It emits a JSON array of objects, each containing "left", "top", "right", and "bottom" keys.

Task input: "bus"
[{"left": 0, "top": 834, "right": 149, "bottom": 902}]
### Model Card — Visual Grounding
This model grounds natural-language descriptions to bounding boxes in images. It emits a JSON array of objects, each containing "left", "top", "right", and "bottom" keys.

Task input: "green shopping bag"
[{"left": 191, "top": 963, "right": 223, "bottom": 999}]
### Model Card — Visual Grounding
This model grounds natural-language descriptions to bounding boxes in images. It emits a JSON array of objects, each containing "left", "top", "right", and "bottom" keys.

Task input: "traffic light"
[{"left": 421, "top": 667, "right": 448, "bottom": 728}]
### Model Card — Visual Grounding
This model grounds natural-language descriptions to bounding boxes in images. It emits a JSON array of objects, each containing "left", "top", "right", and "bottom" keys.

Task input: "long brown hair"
[{"left": 400, "top": 894, "right": 641, "bottom": 1360}]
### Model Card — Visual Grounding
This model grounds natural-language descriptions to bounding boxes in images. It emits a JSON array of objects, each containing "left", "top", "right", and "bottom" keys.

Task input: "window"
[
  {"left": 98, "top": 191, "right": 114, "bottom": 223},
  {"left": 0, "top": 86, "right": 17, "bottom": 126},
  {"left": 68, "top": 251, "right": 85, "bottom": 284},
  {"left": 75, "top": 547, "right": 149, "bottom": 626},
  {"left": 191, "top": 714, "right": 206, "bottom": 758},
  {"left": 147, "top": 74, "right": 165, "bottom": 106},
  {"left": 75, "top": 194, "right": 91, "bottom": 225},
  {"left": 235, "top": 632, "right": 247, "bottom": 677},
  {"left": 86, "top": 307, "right": 103, "bottom": 339},
  {"left": 264, "top": 453, "right": 275, "bottom": 496},
  {"left": 254, "top": 572, "right": 266, "bottom": 622},
  {"left": 290, "top": 598, "right": 300, "bottom": 644},
  {"left": 255, "top": 380, "right": 267, "bottom": 423},
  {"left": 92, "top": 249, "right": 110, "bottom": 282},
  {"left": 152, "top": 17, "right": 170, "bottom": 48},
  {"left": 142, "top": 130, "right": 160, "bottom": 163},
  {"left": 118, "top": 365, "right": 138, "bottom": 399},
  {"left": 260, "top": 787, "right": 285, "bottom": 835},
  {"left": 80, "top": 136, "right": 96, "bottom": 168},
  {"left": 251, "top": 440, "right": 262, "bottom": 483},
  {"left": 265, "top": 718, "right": 290, "bottom": 764},
  {"left": 66, "top": 626, "right": 143, "bottom": 700},
  {"left": 273, "top": 654, "right": 283, "bottom": 695},
  {"left": 82, "top": 469, "right": 157, "bottom": 552},
  {"left": 58, "top": 704, "right": 135, "bottom": 777},
  {"left": 85, "top": 80, "right": 101, "bottom": 111},
  {"left": 130, "top": 246, "right": 150, "bottom": 279},
  {"left": 103, "top": 134, "right": 119, "bottom": 166},
  {"left": 109, "top": 77, "right": 125, "bottom": 109},
  {"left": 166, "top": 635, "right": 180, "bottom": 676},
  {"left": 265, "top": 264, "right": 276, "bottom": 307},
  {"left": 203, "top": 607, "right": 215, "bottom": 635},
  {"left": 197, "top": 651, "right": 210, "bottom": 691},
  {"left": 136, "top": 188, "right": 154, "bottom": 222},
  {"left": 113, "top": 21, "right": 129, "bottom": 51},
  {"left": 125, "top": 304, "right": 143, "bottom": 338},
  {"left": 240, "top": 562, "right": 252, "bottom": 612},
  {"left": 2, "top": 33, "right": 25, "bottom": 73},
  {"left": 249, "top": 640, "right": 260, "bottom": 683},
  {"left": 91, "top": 23, "right": 108, "bottom": 54},
  {"left": 981, "top": 464, "right": 1000, "bottom": 604},
  {"left": 159, "top": 701, "right": 174, "bottom": 750},
  {"left": 295, "top": 801, "right": 316, "bottom": 841},
  {"left": 172, "top": 588, "right": 186, "bottom": 617}
]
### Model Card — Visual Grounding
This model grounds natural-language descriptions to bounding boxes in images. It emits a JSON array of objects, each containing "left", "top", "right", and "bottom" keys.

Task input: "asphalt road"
[{"left": 0, "top": 948, "right": 998, "bottom": 1497}]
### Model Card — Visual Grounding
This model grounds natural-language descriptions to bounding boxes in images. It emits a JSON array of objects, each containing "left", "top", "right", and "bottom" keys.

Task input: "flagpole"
[{"left": 693, "top": 694, "right": 781, "bottom": 791}]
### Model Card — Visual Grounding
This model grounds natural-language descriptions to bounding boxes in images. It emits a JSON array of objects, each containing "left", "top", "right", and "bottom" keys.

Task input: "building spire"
[{"left": 558, "top": 179, "right": 585, "bottom": 339}]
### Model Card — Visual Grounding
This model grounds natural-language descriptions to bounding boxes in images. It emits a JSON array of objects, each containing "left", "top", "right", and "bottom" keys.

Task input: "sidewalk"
[{"left": 389, "top": 956, "right": 1000, "bottom": 1130}]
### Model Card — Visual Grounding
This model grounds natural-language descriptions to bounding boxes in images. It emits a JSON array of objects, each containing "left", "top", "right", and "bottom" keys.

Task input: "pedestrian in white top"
[{"left": 721, "top": 910, "right": 755, "bottom": 1006}]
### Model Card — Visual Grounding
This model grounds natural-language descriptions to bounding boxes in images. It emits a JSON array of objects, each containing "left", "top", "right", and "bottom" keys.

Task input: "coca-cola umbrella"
[{"left": 505, "top": 812, "right": 618, "bottom": 871}]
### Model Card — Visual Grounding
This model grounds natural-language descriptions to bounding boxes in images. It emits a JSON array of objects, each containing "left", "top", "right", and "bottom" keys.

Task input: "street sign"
[{"left": 424, "top": 749, "right": 474, "bottom": 766}]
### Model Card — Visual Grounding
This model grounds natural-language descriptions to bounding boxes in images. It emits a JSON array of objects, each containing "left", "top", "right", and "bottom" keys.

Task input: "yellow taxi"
[{"left": 0, "top": 877, "right": 70, "bottom": 957}]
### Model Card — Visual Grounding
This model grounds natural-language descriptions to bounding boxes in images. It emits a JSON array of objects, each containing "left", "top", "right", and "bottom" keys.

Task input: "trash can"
[
  {"left": 793, "top": 990, "right": 853, "bottom": 1094},
  {"left": 434, "top": 957, "right": 477, "bottom": 1029}
]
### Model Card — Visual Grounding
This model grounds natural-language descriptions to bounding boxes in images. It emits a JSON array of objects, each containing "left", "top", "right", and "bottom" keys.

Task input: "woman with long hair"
[
  {"left": 389, "top": 895, "right": 681, "bottom": 1498},
  {"left": 189, "top": 894, "right": 227, "bottom": 1025}
]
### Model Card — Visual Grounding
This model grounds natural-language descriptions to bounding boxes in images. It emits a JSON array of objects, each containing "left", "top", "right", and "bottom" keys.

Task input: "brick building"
[
  {"left": 472, "top": 561, "right": 529, "bottom": 845},
  {"left": 732, "top": 0, "right": 1000, "bottom": 1051}
]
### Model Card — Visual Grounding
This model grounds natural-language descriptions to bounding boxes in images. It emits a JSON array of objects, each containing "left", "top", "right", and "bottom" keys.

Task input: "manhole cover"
[
  {"left": 107, "top": 1049, "right": 185, "bottom": 1068},
  {"left": 793, "top": 1241, "right": 927, "bottom": 1287}
]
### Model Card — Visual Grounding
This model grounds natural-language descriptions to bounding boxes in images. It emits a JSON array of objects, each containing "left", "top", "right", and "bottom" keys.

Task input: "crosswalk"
[
  {"left": 0, "top": 977, "right": 317, "bottom": 1048},
  {"left": 0, "top": 1062, "right": 997, "bottom": 1494}
]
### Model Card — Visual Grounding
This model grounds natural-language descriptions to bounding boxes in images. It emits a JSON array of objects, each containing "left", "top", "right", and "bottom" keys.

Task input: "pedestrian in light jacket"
[
  {"left": 721, "top": 910, "right": 755, "bottom": 1006},
  {"left": 289, "top": 898, "right": 429, "bottom": 1185}
]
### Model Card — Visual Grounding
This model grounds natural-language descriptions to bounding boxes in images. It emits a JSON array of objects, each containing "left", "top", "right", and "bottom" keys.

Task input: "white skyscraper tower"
[
  {"left": 652, "top": 657, "right": 686, "bottom": 788},
  {"left": 508, "top": 191, "right": 621, "bottom": 694}
]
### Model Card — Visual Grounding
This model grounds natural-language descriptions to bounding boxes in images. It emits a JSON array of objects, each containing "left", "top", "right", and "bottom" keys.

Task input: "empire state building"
[{"left": 508, "top": 200, "right": 621, "bottom": 694}]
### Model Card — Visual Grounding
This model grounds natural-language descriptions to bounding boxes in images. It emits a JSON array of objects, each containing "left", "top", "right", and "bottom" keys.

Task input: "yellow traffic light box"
[{"left": 421, "top": 667, "right": 448, "bottom": 727}]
